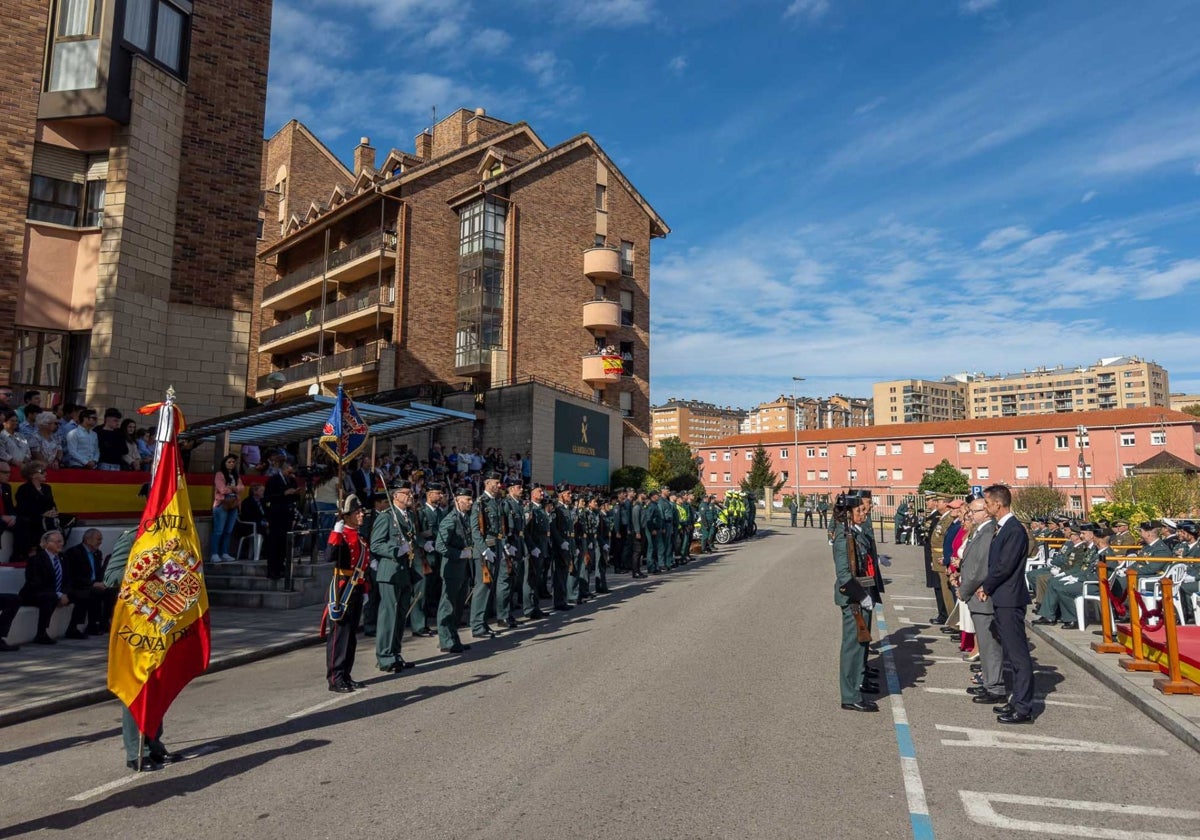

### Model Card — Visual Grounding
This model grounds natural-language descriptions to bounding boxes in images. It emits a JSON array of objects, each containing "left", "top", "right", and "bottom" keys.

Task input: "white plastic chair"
[
  {"left": 236, "top": 523, "right": 262, "bottom": 562},
  {"left": 1138, "top": 563, "right": 1191, "bottom": 626}
]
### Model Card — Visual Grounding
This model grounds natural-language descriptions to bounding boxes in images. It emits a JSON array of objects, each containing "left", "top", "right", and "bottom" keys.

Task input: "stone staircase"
[{"left": 204, "top": 559, "right": 334, "bottom": 610}]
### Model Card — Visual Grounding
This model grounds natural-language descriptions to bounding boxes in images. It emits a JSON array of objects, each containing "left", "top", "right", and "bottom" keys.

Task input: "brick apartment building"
[
  {"left": 0, "top": 0, "right": 271, "bottom": 416},
  {"left": 650, "top": 399, "right": 746, "bottom": 449},
  {"left": 698, "top": 407, "right": 1200, "bottom": 512},
  {"left": 254, "top": 108, "right": 669, "bottom": 462},
  {"left": 741, "top": 394, "right": 872, "bottom": 434}
]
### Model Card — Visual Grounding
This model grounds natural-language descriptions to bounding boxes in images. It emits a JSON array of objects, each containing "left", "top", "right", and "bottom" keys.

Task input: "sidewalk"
[
  {"left": 0, "top": 604, "right": 325, "bottom": 728},
  {"left": 1029, "top": 621, "right": 1200, "bottom": 754}
]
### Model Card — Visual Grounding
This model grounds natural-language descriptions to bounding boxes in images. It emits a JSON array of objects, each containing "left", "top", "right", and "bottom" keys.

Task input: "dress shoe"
[
  {"left": 993, "top": 702, "right": 1014, "bottom": 714},
  {"left": 32, "top": 633, "right": 55, "bottom": 645},
  {"left": 970, "top": 663, "right": 982, "bottom": 672},
  {"left": 528, "top": 610, "right": 548, "bottom": 619},
  {"left": 1031, "top": 616, "right": 1055, "bottom": 626},
  {"left": 997, "top": 711, "right": 1034, "bottom": 724},
  {"left": 398, "top": 658, "right": 415, "bottom": 670},
  {"left": 0, "top": 640, "right": 19, "bottom": 652},
  {"left": 65, "top": 628, "right": 87, "bottom": 640},
  {"left": 379, "top": 663, "right": 400, "bottom": 673},
  {"left": 472, "top": 631, "right": 496, "bottom": 640},
  {"left": 348, "top": 679, "right": 368, "bottom": 688},
  {"left": 150, "top": 750, "right": 184, "bottom": 763},
  {"left": 966, "top": 686, "right": 990, "bottom": 696},
  {"left": 329, "top": 683, "right": 354, "bottom": 693},
  {"left": 929, "top": 616, "right": 948, "bottom": 625},
  {"left": 555, "top": 603, "right": 573, "bottom": 611},
  {"left": 972, "top": 692, "right": 1007, "bottom": 704},
  {"left": 963, "top": 651, "right": 980, "bottom": 662},
  {"left": 859, "top": 682, "right": 880, "bottom": 694},
  {"left": 412, "top": 628, "right": 432, "bottom": 637},
  {"left": 127, "top": 758, "right": 162, "bottom": 772},
  {"left": 439, "top": 644, "right": 466, "bottom": 653},
  {"left": 596, "top": 586, "right": 611, "bottom": 594},
  {"left": 506, "top": 619, "right": 519, "bottom": 629},
  {"left": 841, "top": 700, "right": 880, "bottom": 712}
]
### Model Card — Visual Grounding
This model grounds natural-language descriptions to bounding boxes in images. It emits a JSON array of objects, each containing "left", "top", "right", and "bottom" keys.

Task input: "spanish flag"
[{"left": 107, "top": 389, "right": 211, "bottom": 736}]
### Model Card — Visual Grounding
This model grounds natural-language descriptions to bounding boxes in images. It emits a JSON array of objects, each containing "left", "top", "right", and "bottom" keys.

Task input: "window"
[
  {"left": 620, "top": 240, "right": 634, "bottom": 276},
  {"left": 806, "top": 447, "right": 815, "bottom": 458},
  {"left": 723, "top": 452, "right": 730, "bottom": 461},
  {"left": 875, "top": 444, "right": 886, "bottom": 456},
  {"left": 256, "top": 217, "right": 265, "bottom": 240},
  {"left": 848, "top": 469, "right": 857, "bottom": 482},
  {"left": 1120, "top": 433, "right": 1135, "bottom": 447},
  {"left": 818, "top": 447, "right": 828, "bottom": 458},
  {"left": 710, "top": 473, "right": 717, "bottom": 483},
  {"left": 958, "top": 440, "right": 971, "bottom": 453},
  {"left": 1014, "top": 436, "right": 1027, "bottom": 452},
  {"left": 891, "top": 443, "right": 902, "bottom": 455},
  {"left": 28, "top": 175, "right": 82, "bottom": 226},
  {"left": 975, "top": 440, "right": 988, "bottom": 453},
  {"left": 594, "top": 234, "right": 606, "bottom": 246},
  {"left": 892, "top": 468, "right": 903, "bottom": 481},
  {"left": 1078, "top": 465, "right": 1092, "bottom": 479},
  {"left": 818, "top": 469, "right": 829, "bottom": 481},
  {"left": 780, "top": 449, "right": 789, "bottom": 459},
  {"left": 619, "top": 290, "right": 633, "bottom": 326},
  {"left": 1122, "top": 464, "right": 1135, "bottom": 477},
  {"left": 846, "top": 445, "right": 857, "bottom": 456},
  {"left": 1056, "top": 465, "right": 1070, "bottom": 479},
  {"left": 595, "top": 184, "right": 607, "bottom": 211},
  {"left": 1014, "top": 466, "right": 1029, "bottom": 480},
  {"left": 806, "top": 470, "right": 816, "bottom": 480},
  {"left": 1070, "top": 495, "right": 1082, "bottom": 511},
  {"left": 745, "top": 451, "right": 753, "bottom": 461},
  {"left": 1151, "top": 431, "right": 1167, "bottom": 446},
  {"left": 723, "top": 473, "right": 731, "bottom": 483},
  {"left": 47, "top": 0, "right": 103, "bottom": 91},
  {"left": 923, "top": 442, "right": 934, "bottom": 454},
  {"left": 976, "top": 467, "right": 990, "bottom": 480},
  {"left": 709, "top": 452, "right": 717, "bottom": 462},
  {"left": 459, "top": 197, "right": 506, "bottom": 256},
  {"left": 121, "top": 0, "right": 190, "bottom": 77},
  {"left": 619, "top": 341, "right": 634, "bottom": 377},
  {"left": 618, "top": 390, "right": 632, "bottom": 417},
  {"left": 1054, "top": 435, "right": 1069, "bottom": 449},
  {"left": 877, "top": 469, "right": 887, "bottom": 482}
]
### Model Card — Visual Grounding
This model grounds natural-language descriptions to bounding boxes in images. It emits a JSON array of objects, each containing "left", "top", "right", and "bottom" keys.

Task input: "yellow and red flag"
[{"left": 107, "top": 389, "right": 210, "bottom": 736}]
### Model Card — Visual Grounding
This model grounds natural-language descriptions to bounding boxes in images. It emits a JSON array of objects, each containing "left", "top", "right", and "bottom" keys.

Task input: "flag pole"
[{"left": 137, "top": 733, "right": 144, "bottom": 772}]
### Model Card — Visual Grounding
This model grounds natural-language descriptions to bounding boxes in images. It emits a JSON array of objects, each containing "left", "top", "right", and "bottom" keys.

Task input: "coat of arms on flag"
[{"left": 318, "top": 385, "right": 370, "bottom": 465}]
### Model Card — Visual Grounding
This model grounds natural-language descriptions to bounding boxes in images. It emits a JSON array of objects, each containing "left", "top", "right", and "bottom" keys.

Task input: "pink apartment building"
[{"left": 697, "top": 407, "right": 1200, "bottom": 513}]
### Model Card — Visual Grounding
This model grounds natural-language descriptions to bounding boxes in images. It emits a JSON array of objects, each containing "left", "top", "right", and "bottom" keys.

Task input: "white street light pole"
[{"left": 792, "top": 376, "right": 805, "bottom": 507}]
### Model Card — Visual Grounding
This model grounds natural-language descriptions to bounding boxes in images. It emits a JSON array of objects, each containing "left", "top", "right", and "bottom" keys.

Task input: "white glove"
[
  {"left": 1051, "top": 567, "right": 1063, "bottom": 576},
  {"left": 505, "top": 544, "right": 518, "bottom": 557},
  {"left": 560, "top": 540, "right": 570, "bottom": 550},
  {"left": 860, "top": 595, "right": 874, "bottom": 611},
  {"left": 460, "top": 548, "right": 472, "bottom": 560},
  {"left": 532, "top": 548, "right": 541, "bottom": 558},
  {"left": 1061, "top": 575, "right": 1078, "bottom": 584},
  {"left": 423, "top": 540, "right": 434, "bottom": 552},
  {"left": 333, "top": 521, "right": 345, "bottom": 534},
  {"left": 397, "top": 541, "right": 411, "bottom": 557},
  {"left": 370, "top": 559, "right": 379, "bottom": 571},
  {"left": 483, "top": 548, "right": 495, "bottom": 562}
]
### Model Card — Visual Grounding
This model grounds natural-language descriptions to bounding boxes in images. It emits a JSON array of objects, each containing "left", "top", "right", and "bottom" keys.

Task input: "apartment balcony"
[
  {"left": 582, "top": 353, "right": 623, "bottom": 386},
  {"left": 583, "top": 246, "right": 621, "bottom": 281},
  {"left": 263, "top": 230, "right": 397, "bottom": 310},
  {"left": 260, "top": 287, "right": 396, "bottom": 354},
  {"left": 257, "top": 341, "right": 385, "bottom": 398},
  {"left": 455, "top": 347, "right": 493, "bottom": 378},
  {"left": 582, "top": 299, "right": 621, "bottom": 332}
]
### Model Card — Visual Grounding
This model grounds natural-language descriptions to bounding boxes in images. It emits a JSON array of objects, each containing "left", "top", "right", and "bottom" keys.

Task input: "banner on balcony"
[
  {"left": 552, "top": 400, "right": 610, "bottom": 486},
  {"left": 601, "top": 355, "right": 624, "bottom": 376}
]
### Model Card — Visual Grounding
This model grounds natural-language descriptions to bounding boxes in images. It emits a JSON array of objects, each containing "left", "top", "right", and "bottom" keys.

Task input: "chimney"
[
  {"left": 353, "top": 137, "right": 375, "bottom": 175},
  {"left": 414, "top": 129, "right": 432, "bottom": 160}
]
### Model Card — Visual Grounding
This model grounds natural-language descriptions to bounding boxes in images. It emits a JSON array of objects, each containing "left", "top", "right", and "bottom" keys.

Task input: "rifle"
[
  {"left": 841, "top": 520, "right": 872, "bottom": 644},
  {"left": 476, "top": 501, "right": 494, "bottom": 585}
]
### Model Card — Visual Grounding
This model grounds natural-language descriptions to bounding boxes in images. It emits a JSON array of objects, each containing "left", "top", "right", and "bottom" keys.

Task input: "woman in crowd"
[
  {"left": 15, "top": 461, "right": 60, "bottom": 560},
  {"left": 120, "top": 419, "right": 144, "bottom": 470},
  {"left": 0, "top": 410, "right": 31, "bottom": 471},
  {"left": 210, "top": 453, "right": 244, "bottom": 564},
  {"left": 26, "top": 412, "right": 63, "bottom": 469},
  {"left": 949, "top": 498, "right": 978, "bottom": 660}
]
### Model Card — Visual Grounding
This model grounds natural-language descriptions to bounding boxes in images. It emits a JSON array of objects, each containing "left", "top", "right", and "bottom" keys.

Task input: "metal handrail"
[
  {"left": 256, "top": 341, "right": 383, "bottom": 391},
  {"left": 264, "top": 230, "right": 397, "bottom": 300},
  {"left": 261, "top": 287, "right": 396, "bottom": 344}
]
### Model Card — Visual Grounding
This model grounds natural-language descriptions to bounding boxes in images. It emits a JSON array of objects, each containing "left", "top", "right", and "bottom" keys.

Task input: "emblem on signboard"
[{"left": 581, "top": 415, "right": 589, "bottom": 444}]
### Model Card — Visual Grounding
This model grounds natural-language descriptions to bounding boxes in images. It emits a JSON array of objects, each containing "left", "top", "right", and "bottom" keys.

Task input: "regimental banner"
[
  {"left": 319, "top": 385, "right": 370, "bottom": 466},
  {"left": 552, "top": 400, "right": 610, "bottom": 486},
  {"left": 107, "top": 394, "right": 211, "bottom": 737}
]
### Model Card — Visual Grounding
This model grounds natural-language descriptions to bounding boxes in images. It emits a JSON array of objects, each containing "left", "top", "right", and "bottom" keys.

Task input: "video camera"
[{"left": 834, "top": 491, "right": 863, "bottom": 513}]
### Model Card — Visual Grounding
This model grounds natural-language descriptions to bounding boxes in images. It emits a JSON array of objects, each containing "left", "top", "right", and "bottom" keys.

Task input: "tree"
[
  {"left": 1090, "top": 499, "right": 1161, "bottom": 528},
  {"left": 917, "top": 459, "right": 970, "bottom": 495},
  {"left": 1011, "top": 484, "right": 1067, "bottom": 522},
  {"left": 740, "top": 442, "right": 784, "bottom": 496},
  {"left": 648, "top": 436, "right": 700, "bottom": 490},
  {"left": 611, "top": 465, "right": 648, "bottom": 490},
  {"left": 1107, "top": 473, "right": 1199, "bottom": 517},
  {"left": 1180, "top": 403, "right": 1200, "bottom": 418}
]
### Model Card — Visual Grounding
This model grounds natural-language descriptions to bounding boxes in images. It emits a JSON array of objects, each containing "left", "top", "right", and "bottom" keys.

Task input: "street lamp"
[
  {"left": 1077, "top": 424, "right": 1090, "bottom": 519},
  {"left": 792, "top": 376, "right": 806, "bottom": 508}
]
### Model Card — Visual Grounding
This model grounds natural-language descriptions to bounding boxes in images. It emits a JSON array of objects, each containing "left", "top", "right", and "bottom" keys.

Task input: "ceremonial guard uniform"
[
  {"left": 643, "top": 491, "right": 663, "bottom": 573},
  {"left": 562, "top": 490, "right": 589, "bottom": 604},
  {"left": 434, "top": 487, "right": 475, "bottom": 653},
  {"left": 831, "top": 495, "right": 877, "bottom": 712},
  {"left": 699, "top": 496, "right": 717, "bottom": 554},
  {"left": 499, "top": 477, "right": 526, "bottom": 628},
  {"left": 469, "top": 475, "right": 505, "bottom": 638},
  {"left": 658, "top": 493, "right": 677, "bottom": 568},
  {"left": 370, "top": 486, "right": 417, "bottom": 672},
  {"left": 928, "top": 499, "right": 956, "bottom": 622},
  {"left": 1037, "top": 526, "right": 1104, "bottom": 628},
  {"left": 360, "top": 492, "right": 389, "bottom": 637},
  {"left": 1110, "top": 521, "right": 1173, "bottom": 603},
  {"left": 630, "top": 494, "right": 646, "bottom": 576},
  {"left": 612, "top": 490, "right": 629, "bottom": 573},
  {"left": 524, "top": 488, "right": 551, "bottom": 617},
  {"left": 549, "top": 491, "right": 574, "bottom": 609},
  {"left": 326, "top": 495, "right": 369, "bottom": 693},
  {"left": 596, "top": 498, "right": 613, "bottom": 592},
  {"left": 415, "top": 486, "right": 446, "bottom": 633}
]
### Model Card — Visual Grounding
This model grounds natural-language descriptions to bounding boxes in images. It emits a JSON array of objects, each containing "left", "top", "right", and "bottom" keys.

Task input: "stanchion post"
[
  {"left": 1120, "top": 570, "right": 1159, "bottom": 672},
  {"left": 1091, "top": 563, "right": 1124, "bottom": 654},
  {"left": 1152, "top": 579, "right": 1200, "bottom": 695}
]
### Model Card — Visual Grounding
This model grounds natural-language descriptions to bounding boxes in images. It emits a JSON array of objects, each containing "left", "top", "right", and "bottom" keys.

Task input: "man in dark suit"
[
  {"left": 264, "top": 462, "right": 300, "bottom": 580},
  {"left": 977, "top": 484, "right": 1035, "bottom": 724},
  {"left": 20, "top": 529, "right": 87, "bottom": 643},
  {"left": 64, "top": 527, "right": 116, "bottom": 634}
]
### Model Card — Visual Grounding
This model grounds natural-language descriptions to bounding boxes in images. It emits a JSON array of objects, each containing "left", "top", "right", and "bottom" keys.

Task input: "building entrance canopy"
[{"left": 180, "top": 394, "right": 474, "bottom": 448}]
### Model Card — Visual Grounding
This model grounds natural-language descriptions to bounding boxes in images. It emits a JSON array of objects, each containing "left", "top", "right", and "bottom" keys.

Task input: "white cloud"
[
  {"left": 784, "top": 0, "right": 829, "bottom": 22},
  {"left": 519, "top": 0, "right": 655, "bottom": 27},
  {"left": 668, "top": 55, "right": 687, "bottom": 75},
  {"left": 1081, "top": 190, "right": 1097, "bottom": 203},
  {"left": 854, "top": 96, "right": 885, "bottom": 117},
  {"left": 978, "top": 225, "right": 1032, "bottom": 251},
  {"left": 960, "top": 0, "right": 999, "bottom": 14}
]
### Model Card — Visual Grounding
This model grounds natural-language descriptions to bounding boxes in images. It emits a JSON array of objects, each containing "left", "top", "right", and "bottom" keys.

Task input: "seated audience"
[{"left": 65, "top": 527, "right": 117, "bottom": 634}]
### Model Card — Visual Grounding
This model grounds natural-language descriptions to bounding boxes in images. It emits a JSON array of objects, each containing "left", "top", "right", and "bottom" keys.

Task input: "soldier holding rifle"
[{"left": 831, "top": 492, "right": 878, "bottom": 713}]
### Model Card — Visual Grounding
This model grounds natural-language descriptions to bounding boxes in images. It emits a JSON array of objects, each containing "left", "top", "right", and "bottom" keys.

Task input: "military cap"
[
  {"left": 504, "top": 475, "right": 523, "bottom": 487},
  {"left": 484, "top": 470, "right": 502, "bottom": 481},
  {"left": 1138, "top": 520, "right": 1161, "bottom": 531},
  {"left": 1078, "top": 522, "right": 1098, "bottom": 533},
  {"left": 455, "top": 486, "right": 474, "bottom": 498},
  {"left": 370, "top": 491, "right": 390, "bottom": 504},
  {"left": 425, "top": 481, "right": 444, "bottom": 492},
  {"left": 389, "top": 481, "right": 412, "bottom": 491},
  {"left": 340, "top": 494, "right": 363, "bottom": 515},
  {"left": 1113, "top": 520, "right": 1128, "bottom": 527},
  {"left": 1176, "top": 520, "right": 1199, "bottom": 537},
  {"left": 1162, "top": 518, "right": 1178, "bottom": 530}
]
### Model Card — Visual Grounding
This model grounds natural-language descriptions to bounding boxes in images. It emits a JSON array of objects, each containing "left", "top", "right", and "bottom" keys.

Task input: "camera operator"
[{"left": 832, "top": 492, "right": 878, "bottom": 713}]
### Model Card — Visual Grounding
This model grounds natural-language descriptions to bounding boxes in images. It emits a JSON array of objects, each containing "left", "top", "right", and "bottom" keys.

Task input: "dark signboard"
[{"left": 553, "top": 400, "right": 610, "bottom": 485}]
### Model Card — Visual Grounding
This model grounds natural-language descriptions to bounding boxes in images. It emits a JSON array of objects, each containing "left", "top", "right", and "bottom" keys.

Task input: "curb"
[
  {"left": 0, "top": 632, "right": 323, "bottom": 729},
  {"left": 1029, "top": 622, "right": 1200, "bottom": 755}
]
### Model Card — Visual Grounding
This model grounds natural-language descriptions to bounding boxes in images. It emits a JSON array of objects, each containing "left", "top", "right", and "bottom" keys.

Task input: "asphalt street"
[{"left": 2, "top": 527, "right": 1197, "bottom": 839}]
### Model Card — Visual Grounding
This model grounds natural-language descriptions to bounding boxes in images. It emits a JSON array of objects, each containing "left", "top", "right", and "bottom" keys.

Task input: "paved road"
[{"left": 2, "top": 529, "right": 1197, "bottom": 839}]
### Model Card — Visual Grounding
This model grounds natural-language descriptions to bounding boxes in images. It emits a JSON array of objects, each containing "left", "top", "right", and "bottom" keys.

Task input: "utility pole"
[
  {"left": 1077, "top": 424, "right": 1090, "bottom": 519},
  {"left": 792, "top": 376, "right": 805, "bottom": 509}
]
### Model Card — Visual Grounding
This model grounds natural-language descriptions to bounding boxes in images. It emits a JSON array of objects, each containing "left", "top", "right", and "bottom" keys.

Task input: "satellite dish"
[
  {"left": 265, "top": 371, "right": 287, "bottom": 390},
  {"left": 307, "top": 383, "right": 320, "bottom": 396}
]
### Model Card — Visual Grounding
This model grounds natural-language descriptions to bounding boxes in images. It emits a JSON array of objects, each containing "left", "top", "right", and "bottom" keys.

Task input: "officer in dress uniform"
[
  {"left": 415, "top": 483, "right": 445, "bottom": 634},
  {"left": 1037, "top": 523, "right": 1105, "bottom": 628},
  {"left": 612, "top": 489, "right": 629, "bottom": 573},
  {"left": 928, "top": 495, "right": 956, "bottom": 624},
  {"left": 1110, "top": 521, "right": 1173, "bottom": 603},
  {"left": 562, "top": 489, "right": 589, "bottom": 605},
  {"left": 699, "top": 495, "right": 717, "bottom": 554},
  {"left": 326, "top": 494, "right": 369, "bottom": 693},
  {"left": 1174, "top": 522, "right": 1200, "bottom": 613},
  {"left": 370, "top": 484, "right": 417, "bottom": 673},
  {"left": 360, "top": 491, "right": 389, "bottom": 638},
  {"left": 629, "top": 492, "right": 646, "bottom": 577},
  {"left": 643, "top": 490, "right": 663, "bottom": 573},
  {"left": 524, "top": 486, "right": 550, "bottom": 618},
  {"left": 499, "top": 476, "right": 526, "bottom": 628},
  {"left": 582, "top": 495, "right": 603, "bottom": 595},
  {"left": 469, "top": 472, "right": 505, "bottom": 640},
  {"left": 659, "top": 491, "right": 678, "bottom": 569},
  {"left": 832, "top": 494, "right": 878, "bottom": 713},
  {"left": 596, "top": 496, "right": 613, "bottom": 593},
  {"left": 434, "top": 486, "right": 474, "bottom": 653},
  {"left": 549, "top": 489, "right": 575, "bottom": 610}
]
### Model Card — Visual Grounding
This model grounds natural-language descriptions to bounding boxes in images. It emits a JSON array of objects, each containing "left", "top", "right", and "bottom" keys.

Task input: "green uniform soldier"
[
  {"left": 643, "top": 490, "right": 663, "bottom": 573},
  {"left": 831, "top": 495, "right": 878, "bottom": 713},
  {"left": 817, "top": 496, "right": 830, "bottom": 529},
  {"left": 413, "top": 485, "right": 446, "bottom": 635},
  {"left": 434, "top": 486, "right": 475, "bottom": 653},
  {"left": 1034, "top": 523, "right": 1098, "bottom": 626},
  {"left": 1173, "top": 521, "right": 1200, "bottom": 604},
  {"left": 657, "top": 492, "right": 676, "bottom": 569},
  {"left": 1109, "top": 521, "right": 1171, "bottom": 603},
  {"left": 523, "top": 487, "right": 551, "bottom": 617},
  {"left": 630, "top": 493, "right": 647, "bottom": 577},
  {"left": 1030, "top": 525, "right": 1087, "bottom": 609},
  {"left": 370, "top": 484, "right": 417, "bottom": 673},
  {"left": 360, "top": 492, "right": 388, "bottom": 637},
  {"left": 564, "top": 491, "right": 589, "bottom": 604},
  {"left": 699, "top": 495, "right": 717, "bottom": 553},
  {"left": 469, "top": 473, "right": 505, "bottom": 639},
  {"left": 499, "top": 477, "right": 527, "bottom": 628},
  {"left": 929, "top": 498, "right": 956, "bottom": 623},
  {"left": 545, "top": 492, "right": 572, "bottom": 609},
  {"left": 597, "top": 498, "right": 613, "bottom": 592},
  {"left": 107, "top": 526, "right": 183, "bottom": 771},
  {"left": 677, "top": 497, "right": 695, "bottom": 563}
]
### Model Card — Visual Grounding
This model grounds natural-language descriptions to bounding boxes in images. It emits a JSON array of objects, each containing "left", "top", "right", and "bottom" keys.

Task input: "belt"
[{"left": 333, "top": 568, "right": 354, "bottom": 577}]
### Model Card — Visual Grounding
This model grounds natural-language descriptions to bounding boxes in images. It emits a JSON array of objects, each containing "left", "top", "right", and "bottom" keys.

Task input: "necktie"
[
  {"left": 91, "top": 550, "right": 100, "bottom": 581},
  {"left": 51, "top": 554, "right": 62, "bottom": 592}
]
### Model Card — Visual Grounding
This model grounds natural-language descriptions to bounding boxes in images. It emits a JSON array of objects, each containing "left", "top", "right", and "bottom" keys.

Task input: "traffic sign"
[{"left": 971, "top": 485, "right": 983, "bottom": 496}]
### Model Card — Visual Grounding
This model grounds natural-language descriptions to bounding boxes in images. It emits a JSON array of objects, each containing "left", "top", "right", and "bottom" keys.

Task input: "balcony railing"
[
  {"left": 261, "top": 287, "right": 396, "bottom": 345},
  {"left": 257, "top": 341, "right": 384, "bottom": 391},
  {"left": 264, "top": 230, "right": 397, "bottom": 301},
  {"left": 620, "top": 258, "right": 634, "bottom": 277}
]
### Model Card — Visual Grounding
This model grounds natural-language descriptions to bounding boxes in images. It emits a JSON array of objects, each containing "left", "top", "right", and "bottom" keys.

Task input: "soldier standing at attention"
[
  {"left": 832, "top": 494, "right": 877, "bottom": 713},
  {"left": 360, "top": 491, "right": 388, "bottom": 638},
  {"left": 434, "top": 486, "right": 474, "bottom": 653},
  {"left": 612, "top": 489, "right": 629, "bottom": 573},
  {"left": 643, "top": 490, "right": 663, "bottom": 573},
  {"left": 547, "top": 491, "right": 572, "bottom": 610},
  {"left": 928, "top": 495, "right": 957, "bottom": 625},
  {"left": 499, "top": 476, "right": 526, "bottom": 629},
  {"left": 659, "top": 491, "right": 678, "bottom": 569},
  {"left": 414, "top": 483, "right": 445, "bottom": 635},
  {"left": 523, "top": 486, "right": 550, "bottom": 618},
  {"left": 470, "top": 472, "right": 505, "bottom": 640},
  {"left": 629, "top": 492, "right": 646, "bottom": 577},
  {"left": 678, "top": 494, "right": 695, "bottom": 564},
  {"left": 596, "top": 496, "right": 613, "bottom": 593},
  {"left": 699, "top": 494, "right": 717, "bottom": 554},
  {"left": 817, "top": 496, "right": 830, "bottom": 529},
  {"left": 563, "top": 489, "right": 588, "bottom": 605},
  {"left": 370, "top": 485, "right": 417, "bottom": 673}
]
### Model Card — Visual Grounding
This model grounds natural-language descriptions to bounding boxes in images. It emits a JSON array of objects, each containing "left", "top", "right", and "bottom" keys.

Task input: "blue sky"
[{"left": 265, "top": 0, "right": 1200, "bottom": 409}]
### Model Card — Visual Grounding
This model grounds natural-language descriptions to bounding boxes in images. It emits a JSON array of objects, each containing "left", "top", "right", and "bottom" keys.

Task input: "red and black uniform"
[{"left": 325, "top": 526, "right": 367, "bottom": 690}]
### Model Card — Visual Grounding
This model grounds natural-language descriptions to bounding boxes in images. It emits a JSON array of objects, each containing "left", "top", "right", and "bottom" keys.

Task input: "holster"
[{"left": 839, "top": 577, "right": 868, "bottom": 603}]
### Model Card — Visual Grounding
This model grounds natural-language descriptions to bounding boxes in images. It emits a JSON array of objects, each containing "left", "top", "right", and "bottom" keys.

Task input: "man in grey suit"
[{"left": 957, "top": 499, "right": 1003, "bottom": 704}]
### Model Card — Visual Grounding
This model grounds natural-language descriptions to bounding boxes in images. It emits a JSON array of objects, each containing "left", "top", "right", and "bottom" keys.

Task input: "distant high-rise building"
[
  {"left": 872, "top": 379, "right": 969, "bottom": 426},
  {"left": 651, "top": 399, "right": 746, "bottom": 449},
  {"left": 743, "top": 394, "right": 873, "bottom": 434}
]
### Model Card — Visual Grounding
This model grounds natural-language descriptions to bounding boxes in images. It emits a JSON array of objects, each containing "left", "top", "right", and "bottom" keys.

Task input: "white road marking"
[
  {"left": 960, "top": 790, "right": 1200, "bottom": 839},
  {"left": 286, "top": 691, "right": 360, "bottom": 719},
  {"left": 69, "top": 775, "right": 140, "bottom": 801},
  {"left": 890, "top": 595, "right": 936, "bottom": 601},
  {"left": 922, "top": 687, "right": 1109, "bottom": 708},
  {"left": 938, "top": 725, "right": 1167, "bottom": 754}
]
